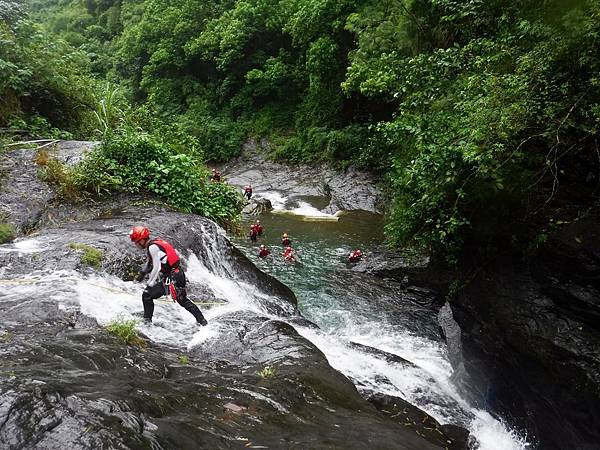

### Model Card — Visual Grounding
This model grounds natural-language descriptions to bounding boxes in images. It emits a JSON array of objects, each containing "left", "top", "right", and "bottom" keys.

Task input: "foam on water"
[
  {"left": 293, "top": 323, "right": 530, "bottom": 449},
  {"left": 258, "top": 190, "right": 340, "bottom": 221},
  {"left": 287, "top": 201, "right": 340, "bottom": 221},
  {"left": 0, "top": 237, "right": 52, "bottom": 254},
  {"left": 257, "top": 191, "right": 288, "bottom": 210}
]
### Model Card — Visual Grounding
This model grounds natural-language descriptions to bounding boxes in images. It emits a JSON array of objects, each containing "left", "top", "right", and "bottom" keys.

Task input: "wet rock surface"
[
  {"left": 222, "top": 138, "right": 383, "bottom": 214},
  {"left": 241, "top": 197, "right": 272, "bottom": 215},
  {"left": 449, "top": 208, "right": 600, "bottom": 450},
  {"left": 0, "top": 141, "right": 97, "bottom": 235},
  {"left": 358, "top": 208, "right": 600, "bottom": 449},
  {"left": 0, "top": 310, "right": 441, "bottom": 450},
  {"left": 347, "top": 204, "right": 600, "bottom": 449},
  {"left": 324, "top": 270, "right": 443, "bottom": 336},
  {"left": 0, "top": 146, "right": 449, "bottom": 449},
  {"left": 367, "top": 393, "right": 469, "bottom": 450}
]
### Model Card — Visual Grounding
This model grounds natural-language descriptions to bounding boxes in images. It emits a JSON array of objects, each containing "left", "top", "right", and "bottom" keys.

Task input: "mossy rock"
[
  {"left": 69, "top": 242, "right": 103, "bottom": 268},
  {"left": 0, "top": 223, "right": 16, "bottom": 244}
]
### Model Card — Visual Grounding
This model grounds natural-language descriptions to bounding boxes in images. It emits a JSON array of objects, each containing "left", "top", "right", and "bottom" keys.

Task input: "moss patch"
[
  {"left": 0, "top": 223, "right": 16, "bottom": 244},
  {"left": 69, "top": 242, "right": 103, "bottom": 268},
  {"left": 106, "top": 317, "right": 146, "bottom": 348}
]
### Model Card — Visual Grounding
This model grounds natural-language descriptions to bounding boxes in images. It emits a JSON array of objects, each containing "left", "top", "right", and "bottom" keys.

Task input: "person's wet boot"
[{"left": 132, "top": 311, "right": 152, "bottom": 324}]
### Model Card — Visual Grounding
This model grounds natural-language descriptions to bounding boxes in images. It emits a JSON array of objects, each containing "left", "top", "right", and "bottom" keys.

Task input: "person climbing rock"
[
  {"left": 258, "top": 244, "right": 270, "bottom": 258},
  {"left": 255, "top": 219, "right": 263, "bottom": 236},
  {"left": 210, "top": 168, "right": 221, "bottom": 182},
  {"left": 282, "top": 245, "right": 295, "bottom": 262},
  {"left": 129, "top": 226, "right": 208, "bottom": 326},
  {"left": 281, "top": 232, "right": 291, "bottom": 247},
  {"left": 249, "top": 224, "right": 258, "bottom": 242},
  {"left": 348, "top": 249, "right": 363, "bottom": 263},
  {"left": 244, "top": 184, "right": 253, "bottom": 200}
]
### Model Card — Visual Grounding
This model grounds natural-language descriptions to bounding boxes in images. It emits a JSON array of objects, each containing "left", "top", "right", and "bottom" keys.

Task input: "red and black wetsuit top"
[
  {"left": 148, "top": 239, "right": 180, "bottom": 273},
  {"left": 282, "top": 238, "right": 291, "bottom": 247},
  {"left": 259, "top": 248, "right": 270, "bottom": 258}
]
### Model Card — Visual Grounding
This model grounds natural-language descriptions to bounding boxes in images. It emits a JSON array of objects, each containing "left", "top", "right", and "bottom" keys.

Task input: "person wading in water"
[{"left": 130, "top": 226, "right": 208, "bottom": 326}]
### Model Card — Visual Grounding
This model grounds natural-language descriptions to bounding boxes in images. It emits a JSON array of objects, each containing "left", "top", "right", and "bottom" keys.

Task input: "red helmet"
[{"left": 129, "top": 226, "right": 150, "bottom": 242}]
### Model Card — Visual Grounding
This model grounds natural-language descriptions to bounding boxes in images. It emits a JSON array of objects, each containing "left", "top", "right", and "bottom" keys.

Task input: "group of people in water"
[
  {"left": 212, "top": 168, "right": 362, "bottom": 265},
  {"left": 126, "top": 170, "right": 362, "bottom": 326},
  {"left": 248, "top": 219, "right": 296, "bottom": 263},
  {"left": 248, "top": 220, "right": 363, "bottom": 264}
]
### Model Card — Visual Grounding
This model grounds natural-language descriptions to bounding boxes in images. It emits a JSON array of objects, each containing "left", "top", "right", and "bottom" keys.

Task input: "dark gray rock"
[
  {"left": 449, "top": 208, "right": 600, "bottom": 450},
  {"left": 0, "top": 197, "right": 443, "bottom": 449},
  {"left": 223, "top": 138, "right": 383, "bottom": 214},
  {"left": 367, "top": 393, "right": 469, "bottom": 450},
  {"left": 0, "top": 141, "right": 97, "bottom": 235},
  {"left": 241, "top": 197, "right": 272, "bottom": 215}
]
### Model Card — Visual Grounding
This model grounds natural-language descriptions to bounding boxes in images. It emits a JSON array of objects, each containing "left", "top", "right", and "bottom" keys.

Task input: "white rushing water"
[
  {"left": 0, "top": 232, "right": 530, "bottom": 449},
  {"left": 258, "top": 191, "right": 340, "bottom": 221}
]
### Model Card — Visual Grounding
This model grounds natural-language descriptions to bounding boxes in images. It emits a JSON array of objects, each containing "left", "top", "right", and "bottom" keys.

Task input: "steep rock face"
[
  {"left": 353, "top": 208, "right": 600, "bottom": 449},
  {"left": 0, "top": 141, "right": 97, "bottom": 235},
  {"left": 450, "top": 208, "right": 600, "bottom": 449},
  {"left": 0, "top": 204, "right": 446, "bottom": 449}
]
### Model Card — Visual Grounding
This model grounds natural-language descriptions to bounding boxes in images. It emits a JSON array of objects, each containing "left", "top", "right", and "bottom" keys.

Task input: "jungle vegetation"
[{"left": 2, "top": 0, "right": 599, "bottom": 257}]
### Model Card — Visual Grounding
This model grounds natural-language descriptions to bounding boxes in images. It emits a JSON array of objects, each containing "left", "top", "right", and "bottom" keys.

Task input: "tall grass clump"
[{"left": 106, "top": 317, "right": 146, "bottom": 347}]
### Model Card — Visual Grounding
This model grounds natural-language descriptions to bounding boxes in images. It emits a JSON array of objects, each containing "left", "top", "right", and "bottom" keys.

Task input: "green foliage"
[
  {"left": 105, "top": 317, "right": 146, "bottom": 347},
  {"left": 40, "top": 158, "right": 84, "bottom": 201},
  {"left": 73, "top": 123, "right": 243, "bottom": 226},
  {"left": 0, "top": 223, "right": 16, "bottom": 244},
  {"left": 343, "top": 0, "right": 600, "bottom": 256},
  {"left": 93, "top": 83, "right": 125, "bottom": 139},
  {"left": 25, "top": 0, "right": 600, "bottom": 259},
  {"left": 8, "top": 116, "right": 74, "bottom": 139},
  {"left": 178, "top": 354, "right": 189, "bottom": 364},
  {"left": 180, "top": 112, "right": 246, "bottom": 162},
  {"left": 0, "top": 1, "right": 96, "bottom": 135},
  {"left": 257, "top": 365, "right": 277, "bottom": 378},
  {"left": 69, "top": 242, "right": 103, "bottom": 268}
]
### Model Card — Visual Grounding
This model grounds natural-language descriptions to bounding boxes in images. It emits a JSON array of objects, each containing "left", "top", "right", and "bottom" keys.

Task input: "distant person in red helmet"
[
  {"left": 258, "top": 244, "right": 270, "bottom": 258},
  {"left": 249, "top": 224, "right": 258, "bottom": 242},
  {"left": 348, "top": 249, "right": 363, "bottom": 263},
  {"left": 244, "top": 184, "right": 253, "bottom": 200},
  {"left": 281, "top": 232, "right": 291, "bottom": 247},
  {"left": 210, "top": 168, "right": 221, "bottom": 182},
  {"left": 282, "top": 245, "right": 295, "bottom": 262},
  {"left": 129, "top": 226, "right": 208, "bottom": 326},
  {"left": 255, "top": 219, "right": 263, "bottom": 236}
]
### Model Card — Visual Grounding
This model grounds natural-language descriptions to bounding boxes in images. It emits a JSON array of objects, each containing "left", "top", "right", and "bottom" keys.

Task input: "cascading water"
[
  {"left": 0, "top": 202, "right": 529, "bottom": 449},
  {"left": 232, "top": 190, "right": 531, "bottom": 450}
]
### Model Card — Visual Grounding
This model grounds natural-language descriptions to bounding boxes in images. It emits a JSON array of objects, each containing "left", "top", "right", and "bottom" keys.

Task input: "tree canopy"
[{"left": 10, "top": 0, "right": 600, "bottom": 257}]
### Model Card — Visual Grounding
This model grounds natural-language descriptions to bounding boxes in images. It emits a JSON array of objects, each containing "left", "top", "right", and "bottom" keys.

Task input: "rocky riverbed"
[{"left": 0, "top": 141, "right": 466, "bottom": 449}]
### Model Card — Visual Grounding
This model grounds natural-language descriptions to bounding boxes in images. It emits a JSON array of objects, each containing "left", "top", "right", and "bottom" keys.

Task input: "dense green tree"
[
  {"left": 0, "top": 0, "right": 96, "bottom": 134},
  {"left": 17, "top": 0, "right": 600, "bottom": 257}
]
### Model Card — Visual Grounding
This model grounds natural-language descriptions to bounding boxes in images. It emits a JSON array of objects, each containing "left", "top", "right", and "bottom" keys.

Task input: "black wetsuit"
[{"left": 142, "top": 268, "right": 206, "bottom": 323}]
